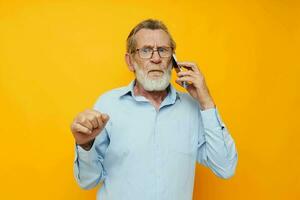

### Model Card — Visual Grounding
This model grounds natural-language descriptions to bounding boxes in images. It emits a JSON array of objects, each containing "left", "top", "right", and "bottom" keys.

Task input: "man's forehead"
[{"left": 134, "top": 29, "right": 170, "bottom": 47}]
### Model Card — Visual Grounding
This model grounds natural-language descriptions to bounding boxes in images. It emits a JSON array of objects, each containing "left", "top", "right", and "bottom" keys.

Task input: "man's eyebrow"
[
  {"left": 140, "top": 45, "right": 154, "bottom": 48},
  {"left": 140, "top": 45, "right": 170, "bottom": 48}
]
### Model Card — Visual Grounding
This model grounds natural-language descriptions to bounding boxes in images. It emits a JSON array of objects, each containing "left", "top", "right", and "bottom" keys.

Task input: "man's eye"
[
  {"left": 158, "top": 47, "right": 168, "bottom": 53},
  {"left": 141, "top": 48, "right": 152, "bottom": 53}
]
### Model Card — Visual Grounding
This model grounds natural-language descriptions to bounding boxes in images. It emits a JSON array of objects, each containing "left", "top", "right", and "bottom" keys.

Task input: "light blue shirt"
[{"left": 74, "top": 80, "right": 238, "bottom": 200}]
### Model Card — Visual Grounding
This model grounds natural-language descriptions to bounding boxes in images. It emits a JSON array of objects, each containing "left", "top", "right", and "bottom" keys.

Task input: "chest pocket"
[{"left": 165, "top": 118, "right": 198, "bottom": 156}]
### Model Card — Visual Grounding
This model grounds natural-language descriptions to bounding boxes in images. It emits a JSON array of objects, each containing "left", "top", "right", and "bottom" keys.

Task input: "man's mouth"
[{"left": 148, "top": 70, "right": 163, "bottom": 74}]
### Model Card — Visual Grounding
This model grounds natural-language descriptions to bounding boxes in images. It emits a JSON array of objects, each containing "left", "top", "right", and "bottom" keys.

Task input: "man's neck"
[{"left": 133, "top": 80, "right": 168, "bottom": 109}]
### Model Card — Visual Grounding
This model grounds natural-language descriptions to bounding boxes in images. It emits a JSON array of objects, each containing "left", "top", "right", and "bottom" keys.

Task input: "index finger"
[
  {"left": 177, "top": 62, "right": 200, "bottom": 73},
  {"left": 84, "top": 109, "right": 102, "bottom": 127},
  {"left": 90, "top": 110, "right": 109, "bottom": 126},
  {"left": 90, "top": 110, "right": 104, "bottom": 126}
]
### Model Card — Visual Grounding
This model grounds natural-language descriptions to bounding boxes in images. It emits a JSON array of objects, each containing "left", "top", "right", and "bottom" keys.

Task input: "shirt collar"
[{"left": 119, "top": 79, "right": 180, "bottom": 104}]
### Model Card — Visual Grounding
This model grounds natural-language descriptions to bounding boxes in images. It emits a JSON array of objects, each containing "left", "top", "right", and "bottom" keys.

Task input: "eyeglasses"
[{"left": 133, "top": 46, "right": 173, "bottom": 59}]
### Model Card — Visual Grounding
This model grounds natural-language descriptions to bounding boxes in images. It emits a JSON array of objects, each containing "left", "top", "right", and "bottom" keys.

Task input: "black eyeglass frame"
[{"left": 131, "top": 46, "right": 174, "bottom": 59}]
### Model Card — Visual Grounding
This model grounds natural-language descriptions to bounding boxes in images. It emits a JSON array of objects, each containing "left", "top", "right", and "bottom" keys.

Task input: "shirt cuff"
[
  {"left": 75, "top": 142, "right": 98, "bottom": 162},
  {"left": 200, "top": 107, "right": 225, "bottom": 130}
]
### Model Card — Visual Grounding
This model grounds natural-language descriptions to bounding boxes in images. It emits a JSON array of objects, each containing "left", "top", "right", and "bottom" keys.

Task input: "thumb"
[
  {"left": 175, "top": 79, "right": 183, "bottom": 86},
  {"left": 101, "top": 113, "right": 110, "bottom": 123}
]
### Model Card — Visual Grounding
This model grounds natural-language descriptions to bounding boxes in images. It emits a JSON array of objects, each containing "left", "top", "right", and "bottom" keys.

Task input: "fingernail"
[{"left": 102, "top": 114, "right": 109, "bottom": 121}]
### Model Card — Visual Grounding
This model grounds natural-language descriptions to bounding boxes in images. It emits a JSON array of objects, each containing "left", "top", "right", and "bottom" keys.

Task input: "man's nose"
[{"left": 150, "top": 50, "right": 162, "bottom": 63}]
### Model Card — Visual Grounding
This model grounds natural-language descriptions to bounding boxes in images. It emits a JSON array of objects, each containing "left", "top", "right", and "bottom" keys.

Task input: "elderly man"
[{"left": 71, "top": 19, "right": 238, "bottom": 200}]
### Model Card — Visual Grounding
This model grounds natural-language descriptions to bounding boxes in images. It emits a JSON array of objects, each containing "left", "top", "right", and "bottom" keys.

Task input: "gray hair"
[{"left": 126, "top": 19, "right": 176, "bottom": 53}]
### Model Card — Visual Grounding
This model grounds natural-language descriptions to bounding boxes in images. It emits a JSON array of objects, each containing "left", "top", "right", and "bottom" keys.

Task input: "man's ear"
[{"left": 125, "top": 53, "right": 135, "bottom": 72}]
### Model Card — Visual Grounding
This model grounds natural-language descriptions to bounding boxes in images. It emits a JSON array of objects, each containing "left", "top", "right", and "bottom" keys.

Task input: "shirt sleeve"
[
  {"left": 196, "top": 107, "right": 238, "bottom": 179},
  {"left": 73, "top": 126, "right": 110, "bottom": 189}
]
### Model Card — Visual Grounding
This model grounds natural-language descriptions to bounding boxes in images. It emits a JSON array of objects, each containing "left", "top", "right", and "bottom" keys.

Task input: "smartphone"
[{"left": 172, "top": 53, "right": 187, "bottom": 88}]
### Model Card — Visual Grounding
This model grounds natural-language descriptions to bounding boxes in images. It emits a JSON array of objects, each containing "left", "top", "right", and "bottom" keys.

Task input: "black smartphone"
[{"left": 172, "top": 53, "right": 187, "bottom": 88}]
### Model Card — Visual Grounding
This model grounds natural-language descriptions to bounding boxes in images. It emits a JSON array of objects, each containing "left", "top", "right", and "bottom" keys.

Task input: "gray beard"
[{"left": 134, "top": 63, "right": 172, "bottom": 91}]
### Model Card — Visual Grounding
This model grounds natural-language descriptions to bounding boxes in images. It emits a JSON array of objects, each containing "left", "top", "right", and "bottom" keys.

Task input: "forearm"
[
  {"left": 197, "top": 108, "right": 238, "bottom": 179},
  {"left": 74, "top": 144, "right": 105, "bottom": 189}
]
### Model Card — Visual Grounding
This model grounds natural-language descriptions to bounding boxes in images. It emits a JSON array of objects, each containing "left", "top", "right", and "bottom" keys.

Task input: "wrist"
[
  {"left": 77, "top": 139, "right": 95, "bottom": 151},
  {"left": 198, "top": 98, "right": 215, "bottom": 110}
]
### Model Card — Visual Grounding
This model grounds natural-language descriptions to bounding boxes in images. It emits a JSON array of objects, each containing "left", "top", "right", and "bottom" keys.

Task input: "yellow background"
[{"left": 0, "top": 0, "right": 299, "bottom": 199}]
